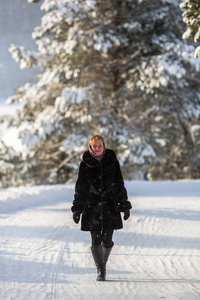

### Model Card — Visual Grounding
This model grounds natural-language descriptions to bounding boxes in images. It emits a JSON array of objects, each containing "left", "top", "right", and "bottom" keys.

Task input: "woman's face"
[{"left": 91, "top": 140, "right": 104, "bottom": 155}]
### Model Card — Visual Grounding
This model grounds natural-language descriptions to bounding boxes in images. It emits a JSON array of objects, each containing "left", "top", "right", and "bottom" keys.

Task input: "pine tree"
[
  {"left": 180, "top": 0, "right": 200, "bottom": 57},
  {"left": 2, "top": 0, "right": 200, "bottom": 186}
]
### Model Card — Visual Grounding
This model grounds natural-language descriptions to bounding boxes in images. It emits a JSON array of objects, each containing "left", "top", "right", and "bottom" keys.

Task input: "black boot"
[
  {"left": 102, "top": 242, "right": 114, "bottom": 279},
  {"left": 91, "top": 245, "right": 106, "bottom": 281},
  {"left": 102, "top": 242, "right": 114, "bottom": 266}
]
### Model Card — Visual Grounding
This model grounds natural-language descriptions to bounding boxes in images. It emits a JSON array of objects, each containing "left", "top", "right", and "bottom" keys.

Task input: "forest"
[{"left": 0, "top": 0, "right": 200, "bottom": 187}]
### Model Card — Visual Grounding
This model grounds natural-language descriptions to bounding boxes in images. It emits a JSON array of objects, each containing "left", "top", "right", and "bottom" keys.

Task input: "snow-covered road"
[{"left": 0, "top": 181, "right": 199, "bottom": 300}]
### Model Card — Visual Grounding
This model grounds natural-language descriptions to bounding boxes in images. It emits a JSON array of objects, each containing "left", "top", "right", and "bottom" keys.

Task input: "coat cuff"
[
  {"left": 71, "top": 206, "right": 82, "bottom": 213},
  {"left": 116, "top": 201, "right": 132, "bottom": 212}
]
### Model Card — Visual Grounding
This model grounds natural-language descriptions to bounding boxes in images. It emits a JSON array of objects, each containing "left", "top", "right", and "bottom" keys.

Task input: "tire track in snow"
[
  {"left": 50, "top": 241, "right": 67, "bottom": 300},
  {"left": 49, "top": 229, "right": 97, "bottom": 299}
]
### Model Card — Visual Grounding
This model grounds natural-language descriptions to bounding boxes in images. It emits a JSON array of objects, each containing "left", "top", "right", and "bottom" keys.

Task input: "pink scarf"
[{"left": 89, "top": 144, "right": 106, "bottom": 161}]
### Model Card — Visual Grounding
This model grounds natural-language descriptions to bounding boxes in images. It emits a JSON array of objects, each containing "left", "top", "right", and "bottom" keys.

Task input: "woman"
[{"left": 71, "top": 135, "right": 132, "bottom": 281}]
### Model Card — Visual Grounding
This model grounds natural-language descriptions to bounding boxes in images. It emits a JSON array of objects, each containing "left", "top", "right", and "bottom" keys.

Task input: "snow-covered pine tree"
[
  {"left": 2, "top": 0, "right": 200, "bottom": 186},
  {"left": 180, "top": 0, "right": 200, "bottom": 57},
  {"left": 0, "top": 114, "right": 20, "bottom": 188}
]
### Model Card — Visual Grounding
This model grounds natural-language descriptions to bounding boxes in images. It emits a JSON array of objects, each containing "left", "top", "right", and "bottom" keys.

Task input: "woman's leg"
[
  {"left": 101, "top": 229, "right": 114, "bottom": 248},
  {"left": 90, "top": 229, "right": 114, "bottom": 247},
  {"left": 90, "top": 230, "right": 106, "bottom": 281},
  {"left": 90, "top": 229, "right": 114, "bottom": 281},
  {"left": 90, "top": 230, "right": 102, "bottom": 247},
  {"left": 101, "top": 229, "right": 114, "bottom": 269}
]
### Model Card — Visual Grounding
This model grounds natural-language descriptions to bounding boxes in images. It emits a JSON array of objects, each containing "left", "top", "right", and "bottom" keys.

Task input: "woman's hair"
[{"left": 88, "top": 135, "right": 105, "bottom": 146}]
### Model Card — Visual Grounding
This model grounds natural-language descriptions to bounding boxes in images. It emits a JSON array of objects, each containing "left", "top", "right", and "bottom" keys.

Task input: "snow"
[
  {"left": 0, "top": 104, "right": 20, "bottom": 116},
  {"left": 0, "top": 126, "right": 23, "bottom": 153},
  {"left": 0, "top": 180, "right": 199, "bottom": 300},
  {"left": 63, "top": 133, "right": 88, "bottom": 153},
  {"left": 61, "top": 86, "right": 86, "bottom": 104},
  {"left": 0, "top": 115, "right": 25, "bottom": 153}
]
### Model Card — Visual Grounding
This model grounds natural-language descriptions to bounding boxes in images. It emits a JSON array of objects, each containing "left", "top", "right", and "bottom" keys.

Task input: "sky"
[{"left": 0, "top": 0, "right": 43, "bottom": 106}]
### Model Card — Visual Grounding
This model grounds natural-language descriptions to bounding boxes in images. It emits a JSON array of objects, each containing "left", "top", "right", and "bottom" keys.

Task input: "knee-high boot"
[
  {"left": 91, "top": 245, "right": 106, "bottom": 281},
  {"left": 102, "top": 242, "right": 114, "bottom": 269}
]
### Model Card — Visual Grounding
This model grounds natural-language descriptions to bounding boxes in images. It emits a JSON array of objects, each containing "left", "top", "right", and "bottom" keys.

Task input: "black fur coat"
[{"left": 71, "top": 149, "right": 132, "bottom": 231}]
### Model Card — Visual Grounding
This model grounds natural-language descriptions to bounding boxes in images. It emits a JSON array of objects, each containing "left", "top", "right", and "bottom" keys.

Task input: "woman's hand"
[
  {"left": 73, "top": 211, "right": 81, "bottom": 224},
  {"left": 123, "top": 210, "right": 130, "bottom": 220}
]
